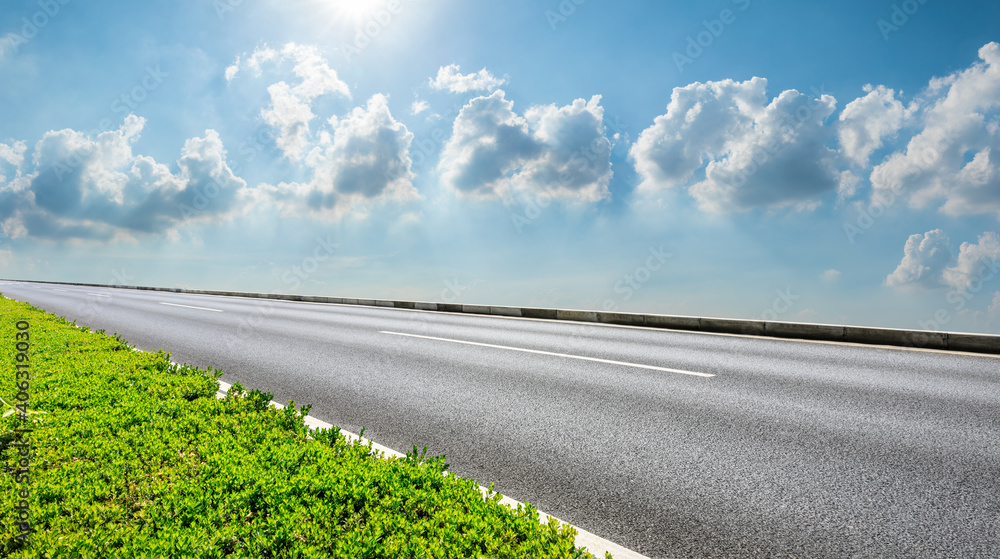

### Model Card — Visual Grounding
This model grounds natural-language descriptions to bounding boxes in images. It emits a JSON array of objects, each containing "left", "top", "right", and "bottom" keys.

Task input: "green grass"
[{"left": 0, "top": 295, "right": 603, "bottom": 558}]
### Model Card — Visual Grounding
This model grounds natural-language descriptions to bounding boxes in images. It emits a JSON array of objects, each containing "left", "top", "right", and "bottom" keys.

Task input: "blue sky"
[{"left": 2, "top": 0, "right": 1000, "bottom": 333}]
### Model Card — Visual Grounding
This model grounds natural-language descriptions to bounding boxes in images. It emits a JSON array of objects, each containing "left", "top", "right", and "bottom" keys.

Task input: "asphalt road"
[{"left": 3, "top": 280, "right": 999, "bottom": 558}]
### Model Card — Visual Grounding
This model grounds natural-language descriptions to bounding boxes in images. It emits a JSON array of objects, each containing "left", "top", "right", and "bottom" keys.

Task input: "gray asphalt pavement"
[{"left": 2, "top": 280, "right": 999, "bottom": 558}]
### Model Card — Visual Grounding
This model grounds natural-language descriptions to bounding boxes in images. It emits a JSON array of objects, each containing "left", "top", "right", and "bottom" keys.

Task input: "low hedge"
[{"left": 0, "top": 296, "right": 601, "bottom": 558}]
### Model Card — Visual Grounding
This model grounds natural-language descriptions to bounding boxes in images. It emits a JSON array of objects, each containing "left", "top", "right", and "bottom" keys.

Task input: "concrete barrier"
[
  {"left": 490, "top": 306, "right": 522, "bottom": 317},
  {"left": 766, "top": 322, "right": 846, "bottom": 342},
  {"left": 702, "top": 317, "right": 765, "bottom": 336},
  {"left": 844, "top": 326, "right": 945, "bottom": 350},
  {"left": 644, "top": 315, "right": 700, "bottom": 331},
  {"left": 596, "top": 312, "right": 645, "bottom": 327},
  {"left": 948, "top": 333, "right": 1000, "bottom": 354},
  {"left": 462, "top": 304, "right": 492, "bottom": 315},
  {"left": 5, "top": 278, "right": 1000, "bottom": 356},
  {"left": 521, "top": 307, "right": 558, "bottom": 320},
  {"left": 556, "top": 309, "right": 598, "bottom": 322}
]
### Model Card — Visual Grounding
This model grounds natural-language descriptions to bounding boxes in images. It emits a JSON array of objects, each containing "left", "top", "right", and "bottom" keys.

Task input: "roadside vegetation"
[{"left": 0, "top": 295, "right": 602, "bottom": 558}]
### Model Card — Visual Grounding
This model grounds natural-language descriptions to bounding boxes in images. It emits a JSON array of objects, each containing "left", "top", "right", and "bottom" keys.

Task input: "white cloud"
[
  {"left": 886, "top": 230, "right": 1000, "bottom": 294},
  {"left": 630, "top": 78, "right": 840, "bottom": 212},
  {"left": 438, "top": 90, "right": 612, "bottom": 202},
  {"left": 0, "top": 140, "right": 26, "bottom": 168},
  {"left": 0, "top": 247, "right": 10, "bottom": 267},
  {"left": 430, "top": 64, "right": 506, "bottom": 94},
  {"left": 229, "top": 44, "right": 420, "bottom": 216},
  {"left": 885, "top": 229, "right": 954, "bottom": 289},
  {"left": 284, "top": 44, "right": 350, "bottom": 100},
  {"left": 0, "top": 140, "right": 27, "bottom": 191},
  {"left": 439, "top": 90, "right": 537, "bottom": 198},
  {"left": 227, "top": 43, "right": 350, "bottom": 161},
  {"left": 260, "top": 94, "right": 417, "bottom": 215},
  {"left": 838, "top": 84, "right": 911, "bottom": 167},
  {"left": 520, "top": 96, "right": 612, "bottom": 201},
  {"left": 225, "top": 46, "right": 280, "bottom": 81},
  {"left": 411, "top": 99, "right": 430, "bottom": 115},
  {"left": 321, "top": 94, "right": 416, "bottom": 201},
  {"left": 869, "top": 42, "right": 1000, "bottom": 219},
  {"left": 262, "top": 81, "right": 317, "bottom": 161},
  {"left": 0, "top": 116, "right": 248, "bottom": 240},
  {"left": 224, "top": 62, "right": 240, "bottom": 82},
  {"left": 631, "top": 79, "right": 763, "bottom": 190},
  {"left": 942, "top": 231, "right": 1000, "bottom": 291}
]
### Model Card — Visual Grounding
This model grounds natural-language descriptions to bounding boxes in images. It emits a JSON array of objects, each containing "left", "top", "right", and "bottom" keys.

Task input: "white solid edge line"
[
  {"left": 213, "top": 380, "right": 649, "bottom": 558},
  {"left": 85, "top": 292, "right": 110, "bottom": 297},
  {"left": 381, "top": 330, "right": 715, "bottom": 378},
  {"left": 114, "top": 323, "right": 650, "bottom": 554},
  {"left": 159, "top": 302, "right": 224, "bottom": 312}
]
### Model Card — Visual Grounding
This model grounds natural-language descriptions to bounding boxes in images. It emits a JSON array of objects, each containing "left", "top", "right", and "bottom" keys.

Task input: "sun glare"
[{"left": 332, "top": 0, "right": 385, "bottom": 24}]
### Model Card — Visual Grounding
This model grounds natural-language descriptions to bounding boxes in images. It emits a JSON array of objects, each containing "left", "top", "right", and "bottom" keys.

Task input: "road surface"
[{"left": 2, "top": 280, "right": 998, "bottom": 558}]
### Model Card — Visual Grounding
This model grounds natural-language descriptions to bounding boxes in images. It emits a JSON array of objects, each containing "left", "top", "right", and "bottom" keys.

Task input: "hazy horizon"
[{"left": 2, "top": 0, "right": 1000, "bottom": 334}]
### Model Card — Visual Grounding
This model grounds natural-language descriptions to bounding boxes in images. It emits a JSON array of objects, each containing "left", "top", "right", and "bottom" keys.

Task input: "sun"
[{"left": 331, "top": 0, "right": 386, "bottom": 25}]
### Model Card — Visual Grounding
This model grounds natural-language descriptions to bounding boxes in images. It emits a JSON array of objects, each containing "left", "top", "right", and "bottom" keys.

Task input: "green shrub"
[{"left": 0, "top": 296, "right": 597, "bottom": 558}]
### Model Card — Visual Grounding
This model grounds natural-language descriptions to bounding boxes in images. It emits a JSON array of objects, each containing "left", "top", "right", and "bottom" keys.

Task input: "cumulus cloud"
[
  {"left": 319, "top": 94, "right": 415, "bottom": 201},
  {"left": 820, "top": 269, "right": 841, "bottom": 282},
  {"left": 885, "top": 229, "right": 954, "bottom": 289},
  {"left": 439, "top": 91, "right": 538, "bottom": 197},
  {"left": 430, "top": 64, "right": 506, "bottom": 94},
  {"left": 260, "top": 94, "right": 417, "bottom": 215},
  {"left": 228, "top": 43, "right": 350, "bottom": 160},
  {"left": 520, "top": 96, "right": 613, "bottom": 200},
  {"left": 0, "top": 116, "right": 248, "bottom": 240},
  {"left": 631, "top": 79, "right": 763, "bottom": 190},
  {"left": 942, "top": 231, "right": 1000, "bottom": 291},
  {"left": 227, "top": 44, "right": 416, "bottom": 215},
  {"left": 869, "top": 42, "right": 1000, "bottom": 219},
  {"left": 438, "top": 91, "right": 612, "bottom": 202},
  {"left": 630, "top": 78, "right": 840, "bottom": 212},
  {"left": 885, "top": 229, "right": 1000, "bottom": 293},
  {"left": 838, "top": 84, "right": 911, "bottom": 167}
]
